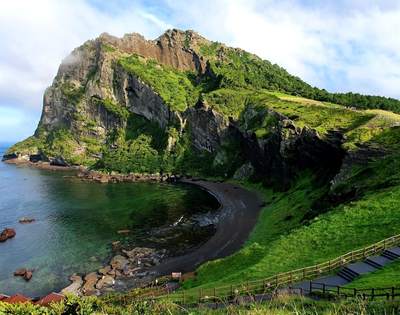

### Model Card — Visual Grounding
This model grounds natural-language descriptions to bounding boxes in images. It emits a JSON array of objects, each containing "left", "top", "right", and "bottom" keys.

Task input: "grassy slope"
[{"left": 180, "top": 93, "right": 400, "bottom": 291}]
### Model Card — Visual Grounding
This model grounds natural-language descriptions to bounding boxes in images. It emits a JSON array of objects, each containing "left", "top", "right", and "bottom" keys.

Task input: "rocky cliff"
[{"left": 6, "top": 29, "right": 395, "bottom": 192}]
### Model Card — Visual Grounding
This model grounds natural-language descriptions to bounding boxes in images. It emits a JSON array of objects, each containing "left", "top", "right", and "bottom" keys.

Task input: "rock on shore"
[{"left": 60, "top": 246, "right": 166, "bottom": 296}]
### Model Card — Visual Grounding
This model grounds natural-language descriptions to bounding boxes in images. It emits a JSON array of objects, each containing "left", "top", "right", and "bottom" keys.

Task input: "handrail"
[{"left": 110, "top": 233, "right": 400, "bottom": 304}]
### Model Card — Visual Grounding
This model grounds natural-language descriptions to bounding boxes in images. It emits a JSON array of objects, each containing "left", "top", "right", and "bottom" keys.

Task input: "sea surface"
[{"left": 0, "top": 143, "right": 218, "bottom": 297}]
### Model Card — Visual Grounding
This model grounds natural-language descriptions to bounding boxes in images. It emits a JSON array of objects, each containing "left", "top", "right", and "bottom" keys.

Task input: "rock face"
[{"left": 6, "top": 28, "right": 348, "bottom": 189}]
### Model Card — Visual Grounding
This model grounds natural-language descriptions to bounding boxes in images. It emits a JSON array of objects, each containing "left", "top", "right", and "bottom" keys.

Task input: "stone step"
[
  {"left": 337, "top": 267, "right": 358, "bottom": 281},
  {"left": 382, "top": 250, "right": 399, "bottom": 260},
  {"left": 365, "top": 256, "right": 392, "bottom": 269}
]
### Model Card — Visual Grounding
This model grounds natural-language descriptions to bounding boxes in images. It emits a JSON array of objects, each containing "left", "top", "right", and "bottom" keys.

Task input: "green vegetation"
[
  {"left": 92, "top": 97, "right": 130, "bottom": 120},
  {"left": 100, "top": 134, "right": 160, "bottom": 173},
  {"left": 59, "top": 82, "right": 85, "bottom": 105},
  {"left": 198, "top": 42, "right": 400, "bottom": 113},
  {"left": 119, "top": 54, "right": 199, "bottom": 111},
  {"left": 1, "top": 294, "right": 399, "bottom": 314}
]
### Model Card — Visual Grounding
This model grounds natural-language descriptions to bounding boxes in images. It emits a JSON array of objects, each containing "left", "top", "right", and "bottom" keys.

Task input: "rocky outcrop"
[
  {"left": 238, "top": 108, "right": 345, "bottom": 188},
  {"left": 13, "top": 268, "right": 33, "bottom": 281},
  {"left": 0, "top": 228, "right": 16, "bottom": 242}
]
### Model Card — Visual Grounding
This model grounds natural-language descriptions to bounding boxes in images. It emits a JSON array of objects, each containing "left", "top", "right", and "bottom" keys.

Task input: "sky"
[{"left": 1, "top": 0, "right": 400, "bottom": 143}]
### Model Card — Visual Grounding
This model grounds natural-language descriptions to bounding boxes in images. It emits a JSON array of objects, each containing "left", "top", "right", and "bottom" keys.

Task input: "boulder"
[
  {"left": 0, "top": 228, "right": 16, "bottom": 242},
  {"left": 110, "top": 255, "right": 129, "bottom": 270},
  {"left": 95, "top": 275, "right": 114, "bottom": 289},
  {"left": 117, "top": 229, "right": 131, "bottom": 235},
  {"left": 14, "top": 268, "right": 27, "bottom": 276},
  {"left": 61, "top": 274, "right": 83, "bottom": 296},
  {"left": 98, "top": 266, "right": 111, "bottom": 275},
  {"left": 24, "top": 271, "right": 33, "bottom": 281},
  {"left": 50, "top": 156, "right": 69, "bottom": 167},
  {"left": 19, "top": 217, "right": 35, "bottom": 224},
  {"left": 82, "top": 272, "right": 99, "bottom": 296}
]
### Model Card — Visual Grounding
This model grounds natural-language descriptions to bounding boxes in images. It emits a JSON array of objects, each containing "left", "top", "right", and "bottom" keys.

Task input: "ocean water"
[{"left": 0, "top": 143, "right": 218, "bottom": 297}]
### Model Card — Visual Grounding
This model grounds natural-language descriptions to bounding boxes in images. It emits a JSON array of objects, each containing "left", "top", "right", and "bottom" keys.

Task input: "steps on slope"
[
  {"left": 365, "top": 255, "right": 392, "bottom": 269},
  {"left": 382, "top": 247, "right": 400, "bottom": 260}
]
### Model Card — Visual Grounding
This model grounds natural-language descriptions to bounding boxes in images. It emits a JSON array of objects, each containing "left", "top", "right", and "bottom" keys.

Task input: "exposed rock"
[
  {"left": 233, "top": 162, "right": 254, "bottom": 180},
  {"left": 98, "top": 266, "right": 111, "bottom": 275},
  {"left": 96, "top": 275, "right": 115, "bottom": 289},
  {"left": 82, "top": 272, "right": 100, "bottom": 296},
  {"left": 112, "top": 241, "right": 121, "bottom": 251},
  {"left": 117, "top": 229, "right": 131, "bottom": 235},
  {"left": 14, "top": 268, "right": 27, "bottom": 276},
  {"left": 18, "top": 217, "right": 35, "bottom": 224},
  {"left": 50, "top": 156, "right": 69, "bottom": 167},
  {"left": 24, "top": 271, "right": 33, "bottom": 281},
  {"left": 110, "top": 255, "right": 129, "bottom": 270},
  {"left": 12, "top": 268, "right": 33, "bottom": 281},
  {"left": 61, "top": 274, "right": 83, "bottom": 295},
  {"left": 0, "top": 228, "right": 16, "bottom": 242}
]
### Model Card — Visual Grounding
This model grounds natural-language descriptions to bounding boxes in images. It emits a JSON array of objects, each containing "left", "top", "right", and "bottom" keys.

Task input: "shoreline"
[
  {"left": 1, "top": 159, "right": 264, "bottom": 297},
  {"left": 150, "top": 178, "right": 263, "bottom": 276}
]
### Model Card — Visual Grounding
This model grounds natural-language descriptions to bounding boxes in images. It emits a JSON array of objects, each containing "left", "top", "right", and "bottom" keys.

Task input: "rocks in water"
[
  {"left": 112, "top": 241, "right": 121, "bottom": 251},
  {"left": 117, "top": 229, "right": 131, "bottom": 235},
  {"left": 61, "top": 274, "right": 83, "bottom": 296},
  {"left": 24, "top": 270, "right": 33, "bottom": 281},
  {"left": 18, "top": 217, "right": 35, "bottom": 224},
  {"left": 0, "top": 228, "right": 16, "bottom": 242},
  {"left": 95, "top": 275, "right": 114, "bottom": 289},
  {"left": 14, "top": 268, "right": 27, "bottom": 276},
  {"left": 110, "top": 255, "right": 129, "bottom": 270},
  {"left": 77, "top": 170, "right": 175, "bottom": 184},
  {"left": 98, "top": 266, "right": 111, "bottom": 275},
  {"left": 14, "top": 268, "right": 33, "bottom": 281},
  {"left": 82, "top": 272, "right": 100, "bottom": 296}
]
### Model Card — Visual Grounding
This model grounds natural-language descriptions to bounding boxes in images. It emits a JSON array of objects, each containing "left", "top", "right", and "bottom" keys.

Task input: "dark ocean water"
[{"left": 0, "top": 143, "right": 218, "bottom": 296}]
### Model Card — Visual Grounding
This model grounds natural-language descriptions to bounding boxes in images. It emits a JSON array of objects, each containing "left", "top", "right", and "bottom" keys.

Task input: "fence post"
[
  {"left": 199, "top": 288, "right": 202, "bottom": 303},
  {"left": 392, "top": 287, "right": 395, "bottom": 300},
  {"left": 214, "top": 287, "right": 216, "bottom": 302},
  {"left": 309, "top": 281, "right": 312, "bottom": 294},
  {"left": 322, "top": 283, "right": 326, "bottom": 295},
  {"left": 337, "top": 285, "right": 340, "bottom": 297}
]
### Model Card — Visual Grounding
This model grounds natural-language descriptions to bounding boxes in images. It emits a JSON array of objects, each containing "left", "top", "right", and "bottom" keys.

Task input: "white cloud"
[
  {"left": 0, "top": 0, "right": 167, "bottom": 111},
  {"left": 159, "top": 0, "right": 400, "bottom": 98}
]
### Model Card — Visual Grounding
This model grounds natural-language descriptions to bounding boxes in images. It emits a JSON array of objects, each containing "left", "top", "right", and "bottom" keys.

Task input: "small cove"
[{"left": 0, "top": 144, "right": 219, "bottom": 297}]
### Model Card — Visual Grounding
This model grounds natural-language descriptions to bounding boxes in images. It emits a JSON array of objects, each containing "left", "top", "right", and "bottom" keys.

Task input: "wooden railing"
[
  {"left": 107, "top": 233, "right": 400, "bottom": 305},
  {"left": 307, "top": 282, "right": 400, "bottom": 300}
]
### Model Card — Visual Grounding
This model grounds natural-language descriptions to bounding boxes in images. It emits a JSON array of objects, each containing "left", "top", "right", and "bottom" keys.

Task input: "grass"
[
  {"left": 180, "top": 174, "right": 400, "bottom": 292},
  {"left": 346, "top": 260, "right": 400, "bottom": 289},
  {"left": 1, "top": 294, "right": 399, "bottom": 314}
]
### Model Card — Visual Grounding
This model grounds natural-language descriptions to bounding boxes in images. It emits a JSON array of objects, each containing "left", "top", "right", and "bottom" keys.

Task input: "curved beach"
[{"left": 152, "top": 178, "right": 264, "bottom": 276}]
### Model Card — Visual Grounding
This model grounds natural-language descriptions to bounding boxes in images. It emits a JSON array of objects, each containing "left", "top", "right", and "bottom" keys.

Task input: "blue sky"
[{"left": 1, "top": 0, "right": 400, "bottom": 143}]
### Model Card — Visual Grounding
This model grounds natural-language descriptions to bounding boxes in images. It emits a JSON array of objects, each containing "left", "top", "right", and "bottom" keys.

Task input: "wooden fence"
[{"left": 106, "top": 233, "right": 400, "bottom": 305}]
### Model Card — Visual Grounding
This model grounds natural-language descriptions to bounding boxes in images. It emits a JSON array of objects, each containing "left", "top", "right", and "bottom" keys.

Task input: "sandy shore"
[{"left": 151, "top": 178, "right": 264, "bottom": 276}]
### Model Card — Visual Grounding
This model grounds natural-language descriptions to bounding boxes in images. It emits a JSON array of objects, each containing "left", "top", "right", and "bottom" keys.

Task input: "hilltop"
[{"left": 3, "top": 29, "right": 400, "bottom": 313}]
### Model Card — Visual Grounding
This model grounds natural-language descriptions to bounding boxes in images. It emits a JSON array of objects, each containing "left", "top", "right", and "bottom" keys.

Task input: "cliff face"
[{"left": 7, "top": 29, "right": 373, "bottom": 189}]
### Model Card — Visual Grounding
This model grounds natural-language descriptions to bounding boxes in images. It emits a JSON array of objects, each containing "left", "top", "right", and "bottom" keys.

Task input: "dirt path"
[{"left": 152, "top": 178, "right": 263, "bottom": 276}]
